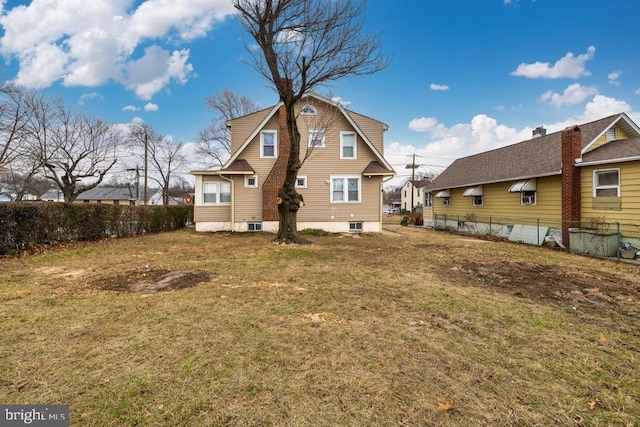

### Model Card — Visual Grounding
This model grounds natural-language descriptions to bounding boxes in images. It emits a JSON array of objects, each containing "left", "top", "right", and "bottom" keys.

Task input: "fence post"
[
  {"left": 489, "top": 216, "right": 492, "bottom": 237},
  {"left": 617, "top": 222, "right": 621, "bottom": 261},
  {"left": 537, "top": 218, "right": 540, "bottom": 246}
]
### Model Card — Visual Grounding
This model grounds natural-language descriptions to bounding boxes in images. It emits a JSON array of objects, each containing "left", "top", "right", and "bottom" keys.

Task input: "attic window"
[
  {"left": 300, "top": 105, "right": 317, "bottom": 115},
  {"left": 605, "top": 128, "right": 618, "bottom": 141}
]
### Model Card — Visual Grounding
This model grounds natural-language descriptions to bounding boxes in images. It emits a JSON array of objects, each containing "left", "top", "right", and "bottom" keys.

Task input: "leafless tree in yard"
[
  {"left": 196, "top": 89, "right": 260, "bottom": 167},
  {"left": 234, "top": 0, "right": 387, "bottom": 243},
  {"left": 129, "top": 122, "right": 185, "bottom": 205},
  {"left": 42, "top": 100, "right": 120, "bottom": 203}
]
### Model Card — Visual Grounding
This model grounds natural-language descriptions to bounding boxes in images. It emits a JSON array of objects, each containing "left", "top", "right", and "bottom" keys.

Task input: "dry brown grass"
[{"left": 1, "top": 226, "right": 639, "bottom": 426}]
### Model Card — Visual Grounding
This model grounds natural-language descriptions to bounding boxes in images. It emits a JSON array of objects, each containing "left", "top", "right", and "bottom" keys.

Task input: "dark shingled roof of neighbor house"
[{"left": 428, "top": 114, "right": 622, "bottom": 191}]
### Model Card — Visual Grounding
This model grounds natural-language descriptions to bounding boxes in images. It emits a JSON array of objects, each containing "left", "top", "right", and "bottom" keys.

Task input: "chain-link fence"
[{"left": 428, "top": 213, "right": 640, "bottom": 262}]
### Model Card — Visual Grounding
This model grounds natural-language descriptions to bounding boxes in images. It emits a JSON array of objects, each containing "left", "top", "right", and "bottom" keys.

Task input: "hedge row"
[{"left": 0, "top": 203, "right": 193, "bottom": 255}]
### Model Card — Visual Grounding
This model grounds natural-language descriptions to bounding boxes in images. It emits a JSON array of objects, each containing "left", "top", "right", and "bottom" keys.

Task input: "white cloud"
[
  {"left": 539, "top": 83, "right": 598, "bottom": 108},
  {"left": 395, "top": 94, "right": 635, "bottom": 182},
  {"left": 331, "top": 96, "right": 351, "bottom": 107},
  {"left": 124, "top": 47, "right": 193, "bottom": 100},
  {"left": 608, "top": 70, "right": 622, "bottom": 86},
  {"left": 122, "top": 105, "right": 140, "bottom": 112},
  {"left": 78, "top": 91, "right": 100, "bottom": 105},
  {"left": 430, "top": 83, "right": 449, "bottom": 91},
  {"left": 0, "top": 0, "right": 234, "bottom": 97},
  {"left": 510, "top": 46, "right": 596, "bottom": 79},
  {"left": 635, "top": 88, "right": 640, "bottom": 95},
  {"left": 144, "top": 102, "right": 159, "bottom": 111}
]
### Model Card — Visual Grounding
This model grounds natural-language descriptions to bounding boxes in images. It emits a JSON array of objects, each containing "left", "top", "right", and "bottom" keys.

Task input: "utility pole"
[{"left": 143, "top": 131, "right": 148, "bottom": 205}]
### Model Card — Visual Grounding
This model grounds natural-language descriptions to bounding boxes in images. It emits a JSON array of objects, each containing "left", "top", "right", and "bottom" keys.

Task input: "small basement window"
[
  {"left": 473, "top": 196, "right": 483, "bottom": 206},
  {"left": 349, "top": 221, "right": 363, "bottom": 232},
  {"left": 248, "top": 222, "right": 262, "bottom": 232}
]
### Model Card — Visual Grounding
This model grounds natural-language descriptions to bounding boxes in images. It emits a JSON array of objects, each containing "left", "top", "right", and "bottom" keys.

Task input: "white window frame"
[
  {"left": 330, "top": 176, "right": 361, "bottom": 203},
  {"left": 260, "top": 130, "right": 277, "bottom": 158},
  {"left": 202, "top": 181, "right": 231, "bottom": 205},
  {"left": 300, "top": 104, "right": 317, "bottom": 115},
  {"left": 593, "top": 168, "right": 620, "bottom": 197},
  {"left": 248, "top": 222, "right": 262, "bottom": 232},
  {"left": 521, "top": 190, "right": 537, "bottom": 205},
  {"left": 349, "top": 221, "right": 363, "bottom": 232},
  {"left": 245, "top": 175, "right": 258, "bottom": 188},
  {"left": 340, "top": 131, "right": 357, "bottom": 159},
  {"left": 308, "top": 129, "right": 325, "bottom": 148},
  {"left": 425, "top": 192, "right": 432, "bottom": 208},
  {"left": 295, "top": 175, "right": 307, "bottom": 189}
]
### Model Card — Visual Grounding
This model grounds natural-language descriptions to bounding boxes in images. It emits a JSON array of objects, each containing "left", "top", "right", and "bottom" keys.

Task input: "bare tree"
[
  {"left": 42, "top": 101, "right": 120, "bottom": 203},
  {"left": 129, "top": 122, "right": 185, "bottom": 205},
  {"left": 0, "top": 88, "right": 62, "bottom": 200},
  {"left": 234, "top": 0, "right": 387, "bottom": 243},
  {"left": 196, "top": 89, "right": 260, "bottom": 167}
]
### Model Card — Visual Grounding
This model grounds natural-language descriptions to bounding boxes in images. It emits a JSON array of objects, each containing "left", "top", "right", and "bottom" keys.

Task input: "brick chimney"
[
  {"left": 561, "top": 125, "right": 582, "bottom": 246},
  {"left": 262, "top": 105, "right": 290, "bottom": 221}
]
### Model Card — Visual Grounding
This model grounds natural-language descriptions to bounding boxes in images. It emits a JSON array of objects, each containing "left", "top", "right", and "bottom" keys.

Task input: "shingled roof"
[{"left": 429, "top": 114, "right": 626, "bottom": 191}]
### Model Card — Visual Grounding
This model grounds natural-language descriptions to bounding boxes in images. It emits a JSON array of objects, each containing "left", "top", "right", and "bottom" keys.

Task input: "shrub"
[{"left": 0, "top": 203, "right": 194, "bottom": 256}]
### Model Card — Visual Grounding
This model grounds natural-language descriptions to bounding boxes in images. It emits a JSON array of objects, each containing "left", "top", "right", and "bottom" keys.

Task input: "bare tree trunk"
[{"left": 275, "top": 103, "right": 309, "bottom": 243}]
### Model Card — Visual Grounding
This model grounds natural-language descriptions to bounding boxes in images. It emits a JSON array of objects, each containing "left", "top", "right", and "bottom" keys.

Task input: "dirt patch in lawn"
[
  {"left": 451, "top": 260, "right": 639, "bottom": 316},
  {"left": 93, "top": 268, "right": 212, "bottom": 293}
]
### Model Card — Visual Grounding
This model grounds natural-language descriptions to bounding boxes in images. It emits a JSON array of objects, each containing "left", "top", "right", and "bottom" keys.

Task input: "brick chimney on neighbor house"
[
  {"left": 561, "top": 125, "right": 582, "bottom": 246},
  {"left": 262, "top": 104, "right": 290, "bottom": 221}
]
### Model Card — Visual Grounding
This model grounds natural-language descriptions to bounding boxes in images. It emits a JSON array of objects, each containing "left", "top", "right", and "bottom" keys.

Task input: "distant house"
[
  {"left": 401, "top": 179, "right": 430, "bottom": 212},
  {"left": 0, "top": 192, "right": 13, "bottom": 202},
  {"left": 190, "top": 92, "right": 395, "bottom": 233},
  {"left": 426, "top": 112, "right": 640, "bottom": 246},
  {"left": 40, "top": 189, "right": 65, "bottom": 202},
  {"left": 147, "top": 189, "right": 186, "bottom": 205},
  {"left": 75, "top": 187, "right": 137, "bottom": 205}
]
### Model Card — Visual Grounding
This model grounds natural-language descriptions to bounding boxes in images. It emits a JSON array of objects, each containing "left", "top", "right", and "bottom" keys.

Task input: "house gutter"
[
  {"left": 576, "top": 155, "right": 640, "bottom": 167},
  {"left": 427, "top": 170, "right": 561, "bottom": 192},
  {"left": 219, "top": 174, "right": 234, "bottom": 229}
]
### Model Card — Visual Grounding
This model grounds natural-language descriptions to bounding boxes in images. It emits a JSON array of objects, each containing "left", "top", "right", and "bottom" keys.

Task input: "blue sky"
[{"left": 1, "top": 0, "right": 639, "bottom": 186}]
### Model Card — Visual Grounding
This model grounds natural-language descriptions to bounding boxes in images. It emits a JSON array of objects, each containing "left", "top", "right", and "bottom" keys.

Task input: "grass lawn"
[{"left": 1, "top": 226, "right": 639, "bottom": 426}]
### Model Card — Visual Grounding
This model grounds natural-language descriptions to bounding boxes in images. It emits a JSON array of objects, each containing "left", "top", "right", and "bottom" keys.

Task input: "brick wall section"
[
  {"left": 561, "top": 125, "right": 582, "bottom": 245},
  {"left": 262, "top": 105, "right": 290, "bottom": 221}
]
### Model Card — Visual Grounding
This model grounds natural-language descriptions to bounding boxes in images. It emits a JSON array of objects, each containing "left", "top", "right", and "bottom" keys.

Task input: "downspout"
[{"left": 219, "top": 174, "right": 234, "bottom": 230}]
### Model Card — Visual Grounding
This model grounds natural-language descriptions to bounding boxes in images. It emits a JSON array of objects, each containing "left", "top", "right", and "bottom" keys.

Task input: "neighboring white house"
[{"left": 401, "top": 179, "right": 430, "bottom": 212}]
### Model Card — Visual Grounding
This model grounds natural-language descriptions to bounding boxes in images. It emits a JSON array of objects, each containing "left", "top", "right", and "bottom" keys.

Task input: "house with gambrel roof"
[
  {"left": 190, "top": 93, "right": 395, "bottom": 233},
  {"left": 426, "top": 113, "right": 640, "bottom": 245}
]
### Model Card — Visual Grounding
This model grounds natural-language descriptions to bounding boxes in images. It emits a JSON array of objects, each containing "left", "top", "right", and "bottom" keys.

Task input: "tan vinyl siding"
[
  {"left": 581, "top": 161, "right": 640, "bottom": 223},
  {"left": 346, "top": 110, "right": 385, "bottom": 153},
  {"left": 193, "top": 175, "right": 231, "bottom": 222},
  {"left": 294, "top": 110, "right": 383, "bottom": 222},
  {"left": 232, "top": 175, "right": 263, "bottom": 222},
  {"left": 584, "top": 126, "right": 630, "bottom": 153},
  {"left": 228, "top": 107, "right": 274, "bottom": 154},
  {"left": 431, "top": 176, "right": 563, "bottom": 221}
]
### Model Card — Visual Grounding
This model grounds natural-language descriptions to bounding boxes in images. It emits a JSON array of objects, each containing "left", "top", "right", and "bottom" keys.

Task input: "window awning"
[
  {"left": 463, "top": 185, "right": 483, "bottom": 197},
  {"left": 434, "top": 189, "right": 450, "bottom": 198},
  {"left": 509, "top": 179, "right": 536, "bottom": 192}
]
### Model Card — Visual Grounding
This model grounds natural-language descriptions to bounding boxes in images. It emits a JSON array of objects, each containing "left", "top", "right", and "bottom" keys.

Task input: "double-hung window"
[
  {"left": 593, "top": 169, "right": 620, "bottom": 197},
  {"left": 331, "top": 176, "right": 360, "bottom": 203},
  {"left": 203, "top": 181, "right": 231, "bottom": 204},
  {"left": 309, "top": 130, "right": 325, "bottom": 148},
  {"left": 261, "top": 130, "right": 277, "bottom": 158},
  {"left": 340, "top": 132, "right": 356, "bottom": 159}
]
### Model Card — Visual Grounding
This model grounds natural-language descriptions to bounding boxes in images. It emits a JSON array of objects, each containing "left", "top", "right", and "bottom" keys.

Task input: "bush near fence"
[
  {"left": 429, "top": 213, "right": 640, "bottom": 262},
  {"left": 0, "top": 203, "right": 193, "bottom": 256}
]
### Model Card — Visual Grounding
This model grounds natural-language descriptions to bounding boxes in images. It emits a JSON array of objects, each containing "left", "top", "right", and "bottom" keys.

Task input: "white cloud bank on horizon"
[
  {"left": 384, "top": 94, "right": 638, "bottom": 186},
  {"left": 0, "top": 0, "right": 235, "bottom": 99},
  {"left": 510, "top": 46, "right": 596, "bottom": 79}
]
